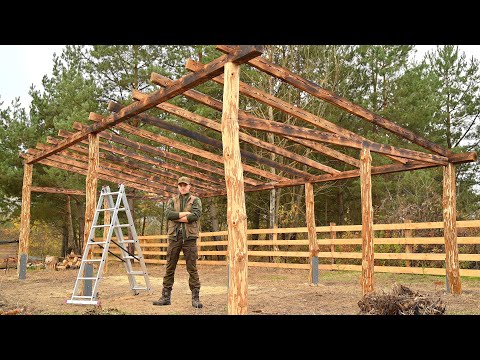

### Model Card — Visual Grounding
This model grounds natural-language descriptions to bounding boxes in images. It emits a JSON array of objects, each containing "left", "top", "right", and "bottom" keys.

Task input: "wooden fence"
[{"left": 94, "top": 219, "right": 480, "bottom": 277}]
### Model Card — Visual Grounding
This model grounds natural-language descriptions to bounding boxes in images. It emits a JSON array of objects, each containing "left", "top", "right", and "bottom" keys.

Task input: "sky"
[{"left": 0, "top": 45, "right": 480, "bottom": 110}]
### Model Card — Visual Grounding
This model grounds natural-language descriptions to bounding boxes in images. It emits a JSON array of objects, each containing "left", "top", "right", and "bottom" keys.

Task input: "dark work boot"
[
  {"left": 153, "top": 288, "right": 171, "bottom": 306},
  {"left": 192, "top": 288, "right": 203, "bottom": 308}
]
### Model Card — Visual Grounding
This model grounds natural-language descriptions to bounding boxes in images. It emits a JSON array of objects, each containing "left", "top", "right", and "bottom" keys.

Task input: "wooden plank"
[
  {"left": 17, "top": 162, "right": 32, "bottom": 275},
  {"left": 31, "top": 186, "right": 86, "bottom": 196},
  {"left": 223, "top": 62, "right": 249, "bottom": 315},
  {"left": 305, "top": 183, "right": 318, "bottom": 284},
  {"left": 360, "top": 147, "right": 374, "bottom": 295},
  {"left": 132, "top": 89, "right": 339, "bottom": 175},
  {"left": 443, "top": 162, "right": 462, "bottom": 294},
  {"left": 26, "top": 45, "right": 264, "bottom": 164},
  {"left": 217, "top": 45, "right": 453, "bottom": 158}
]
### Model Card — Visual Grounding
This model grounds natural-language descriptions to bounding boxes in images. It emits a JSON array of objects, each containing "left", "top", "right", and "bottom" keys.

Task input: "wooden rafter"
[
  {"left": 45, "top": 137, "right": 219, "bottom": 192},
  {"left": 131, "top": 89, "right": 340, "bottom": 175},
  {"left": 217, "top": 45, "right": 454, "bottom": 158},
  {"left": 57, "top": 129, "right": 227, "bottom": 188},
  {"left": 183, "top": 60, "right": 407, "bottom": 165},
  {"left": 108, "top": 101, "right": 310, "bottom": 178},
  {"left": 87, "top": 114, "right": 287, "bottom": 183},
  {"left": 35, "top": 143, "right": 179, "bottom": 194},
  {"left": 20, "top": 152, "right": 166, "bottom": 198},
  {"left": 26, "top": 45, "right": 264, "bottom": 164}
]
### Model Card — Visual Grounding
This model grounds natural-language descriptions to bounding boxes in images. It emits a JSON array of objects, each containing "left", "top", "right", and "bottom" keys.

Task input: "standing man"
[{"left": 153, "top": 176, "right": 203, "bottom": 308}]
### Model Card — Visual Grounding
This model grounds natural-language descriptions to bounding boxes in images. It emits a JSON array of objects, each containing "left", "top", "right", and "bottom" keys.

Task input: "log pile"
[
  {"left": 56, "top": 253, "right": 82, "bottom": 270},
  {"left": 358, "top": 283, "right": 446, "bottom": 315},
  {"left": 1, "top": 256, "right": 17, "bottom": 269}
]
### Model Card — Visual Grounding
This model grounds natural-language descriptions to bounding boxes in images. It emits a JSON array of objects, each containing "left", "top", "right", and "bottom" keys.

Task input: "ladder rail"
[
  {"left": 90, "top": 185, "right": 126, "bottom": 299},
  {"left": 69, "top": 188, "right": 112, "bottom": 301},
  {"left": 68, "top": 184, "right": 152, "bottom": 305},
  {"left": 122, "top": 190, "right": 152, "bottom": 291}
]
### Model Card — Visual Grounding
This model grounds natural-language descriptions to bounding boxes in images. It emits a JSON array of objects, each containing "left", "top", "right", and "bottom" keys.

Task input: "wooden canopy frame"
[{"left": 17, "top": 45, "right": 477, "bottom": 314}]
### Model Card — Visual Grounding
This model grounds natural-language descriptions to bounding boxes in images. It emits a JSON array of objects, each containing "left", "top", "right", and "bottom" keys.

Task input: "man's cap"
[{"left": 177, "top": 176, "right": 191, "bottom": 185}]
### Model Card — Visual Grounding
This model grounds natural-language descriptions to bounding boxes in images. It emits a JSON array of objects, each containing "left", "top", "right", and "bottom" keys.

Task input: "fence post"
[
  {"left": 404, "top": 219, "right": 412, "bottom": 267},
  {"left": 330, "top": 222, "right": 336, "bottom": 265}
]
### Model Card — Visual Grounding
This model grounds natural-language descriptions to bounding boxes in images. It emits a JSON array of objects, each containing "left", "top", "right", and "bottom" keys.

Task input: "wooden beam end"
[
  {"left": 449, "top": 151, "right": 478, "bottom": 164},
  {"left": 88, "top": 112, "right": 104, "bottom": 121},
  {"left": 132, "top": 89, "right": 142, "bottom": 100}
]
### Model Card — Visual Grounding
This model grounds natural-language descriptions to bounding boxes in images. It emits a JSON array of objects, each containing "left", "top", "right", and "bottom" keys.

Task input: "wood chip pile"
[{"left": 358, "top": 283, "right": 446, "bottom": 315}]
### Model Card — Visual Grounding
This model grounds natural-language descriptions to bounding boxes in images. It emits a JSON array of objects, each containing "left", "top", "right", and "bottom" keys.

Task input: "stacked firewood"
[{"left": 56, "top": 253, "right": 82, "bottom": 270}]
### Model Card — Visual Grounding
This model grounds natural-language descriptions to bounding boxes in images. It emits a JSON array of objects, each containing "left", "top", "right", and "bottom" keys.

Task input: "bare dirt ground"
[{"left": 2, "top": 263, "right": 480, "bottom": 315}]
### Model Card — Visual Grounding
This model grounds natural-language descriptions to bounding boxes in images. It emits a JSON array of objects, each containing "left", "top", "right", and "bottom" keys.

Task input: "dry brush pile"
[{"left": 358, "top": 283, "right": 446, "bottom": 315}]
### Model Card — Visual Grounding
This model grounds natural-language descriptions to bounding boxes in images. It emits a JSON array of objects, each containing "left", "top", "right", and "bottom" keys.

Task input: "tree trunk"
[
  {"left": 337, "top": 187, "right": 344, "bottom": 225},
  {"left": 66, "top": 195, "right": 74, "bottom": 254},
  {"left": 127, "top": 190, "right": 135, "bottom": 255},
  {"left": 209, "top": 198, "right": 222, "bottom": 260},
  {"left": 76, "top": 199, "right": 85, "bottom": 254}
]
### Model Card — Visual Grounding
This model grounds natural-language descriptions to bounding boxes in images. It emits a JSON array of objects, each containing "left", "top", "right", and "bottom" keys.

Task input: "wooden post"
[
  {"left": 330, "top": 222, "right": 336, "bottom": 265},
  {"left": 404, "top": 219, "right": 412, "bottom": 267},
  {"left": 83, "top": 133, "right": 99, "bottom": 253},
  {"left": 443, "top": 162, "right": 462, "bottom": 294},
  {"left": 360, "top": 147, "right": 374, "bottom": 295},
  {"left": 222, "top": 61, "right": 248, "bottom": 315},
  {"left": 17, "top": 163, "right": 33, "bottom": 279},
  {"left": 103, "top": 197, "right": 110, "bottom": 273},
  {"left": 305, "top": 182, "right": 318, "bottom": 285}
]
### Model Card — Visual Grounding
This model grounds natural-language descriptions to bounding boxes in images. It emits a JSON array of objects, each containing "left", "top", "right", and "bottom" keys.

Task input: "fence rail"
[{"left": 93, "top": 219, "right": 480, "bottom": 277}]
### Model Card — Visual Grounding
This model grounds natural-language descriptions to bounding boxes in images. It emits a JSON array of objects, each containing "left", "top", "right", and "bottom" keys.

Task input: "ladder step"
[
  {"left": 83, "top": 259, "right": 103, "bottom": 262},
  {"left": 98, "top": 208, "right": 126, "bottom": 212},
  {"left": 87, "top": 241, "right": 108, "bottom": 245},
  {"left": 128, "top": 271, "right": 145, "bottom": 275},
  {"left": 92, "top": 225, "right": 111, "bottom": 228},
  {"left": 121, "top": 240, "right": 135, "bottom": 243},
  {"left": 101, "top": 192, "right": 120, "bottom": 196},
  {"left": 114, "top": 224, "right": 131, "bottom": 228},
  {"left": 67, "top": 300, "right": 99, "bottom": 305}
]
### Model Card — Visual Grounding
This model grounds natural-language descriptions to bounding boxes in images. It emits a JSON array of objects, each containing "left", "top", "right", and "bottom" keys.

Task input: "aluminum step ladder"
[{"left": 67, "top": 184, "right": 152, "bottom": 305}]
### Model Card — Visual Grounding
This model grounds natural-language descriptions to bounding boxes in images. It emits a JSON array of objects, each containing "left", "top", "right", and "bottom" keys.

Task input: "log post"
[
  {"left": 443, "top": 162, "right": 462, "bottom": 294},
  {"left": 83, "top": 133, "right": 99, "bottom": 251},
  {"left": 404, "top": 219, "right": 412, "bottom": 267},
  {"left": 360, "top": 147, "right": 374, "bottom": 295},
  {"left": 330, "top": 222, "right": 336, "bottom": 265},
  {"left": 17, "top": 163, "right": 33, "bottom": 279},
  {"left": 222, "top": 61, "right": 248, "bottom": 315},
  {"left": 83, "top": 133, "right": 99, "bottom": 295},
  {"left": 305, "top": 182, "right": 318, "bottom": 285}
]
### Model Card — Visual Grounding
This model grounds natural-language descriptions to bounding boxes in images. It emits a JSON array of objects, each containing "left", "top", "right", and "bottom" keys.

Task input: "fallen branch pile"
[{"left": 358, "top": 283, "right": 446, "bottom": 315}]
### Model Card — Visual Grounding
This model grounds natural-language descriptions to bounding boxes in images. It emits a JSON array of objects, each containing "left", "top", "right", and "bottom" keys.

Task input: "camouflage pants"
[{"left": 162, "top": 234, "right": 200, "bottom": 291}]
